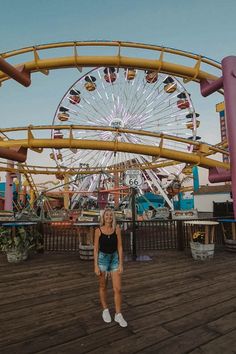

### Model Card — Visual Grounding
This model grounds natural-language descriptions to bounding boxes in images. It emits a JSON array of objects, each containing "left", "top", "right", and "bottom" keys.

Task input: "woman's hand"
[
  {"left": 94, "top": 265, "right": 101, "bottom": 276},
  {"left": 118, "top": 264, "right": 123, "bottom": 274}
]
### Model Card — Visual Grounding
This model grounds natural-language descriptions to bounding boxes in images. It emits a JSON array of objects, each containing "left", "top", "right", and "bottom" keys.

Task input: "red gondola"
[
  {"left": 177, "top": 92, "right": 190, "bottom": 109},
  {"left": 69, "top": 89, "right": 81, "bottom": 104},
  {"left": 53, "top": 130, "right": 63, "bottom": 139},
  {"left": 55, "top": 172, "right": 64, "bottom": 180},
  {"left": 145, "top": 70, "right": 158, "bottom": 83},
  {"left": 104, "top": 67, "right": 117, "bottom": 83}
]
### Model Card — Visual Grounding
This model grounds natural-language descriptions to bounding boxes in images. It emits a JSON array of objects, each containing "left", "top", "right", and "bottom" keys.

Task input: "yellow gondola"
[
  {"left": 163, "top": 76, "right": 177, "bottom": 93},
  {"left": 124, "top": 68, "right": 136, "bottom": 80},
  {"left": 57, "top": 112, "right": 69, "bottom": 122},
  {"left": 84, "top": 76, "right": 96, "bottom": 91},
  {"left": 186, "top": 120, "right": 200, "bottom": 129}
]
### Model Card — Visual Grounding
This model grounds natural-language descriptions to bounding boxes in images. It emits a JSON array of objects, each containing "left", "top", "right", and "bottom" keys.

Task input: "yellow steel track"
[
  {"left": 0, "top": 41, "right": 226, "bottom": 178},
  {"left": 0, "top": 125, "right": 229, "bottom": 172},
  {"left": 0, "top": 41, "right": 222, "bottom": 88}
]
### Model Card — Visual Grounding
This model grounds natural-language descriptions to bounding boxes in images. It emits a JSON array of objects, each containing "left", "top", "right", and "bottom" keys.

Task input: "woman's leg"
[
  {"left": 99, "top": 272, "right": 109, "bottom": 309},
  {"left": 111, "top": 271, "right": 121, "bottom": 313}
]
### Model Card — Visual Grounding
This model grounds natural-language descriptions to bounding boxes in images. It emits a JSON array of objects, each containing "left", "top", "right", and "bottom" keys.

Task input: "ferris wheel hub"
[{"left": 109, "top": 118, "right": 125, "bottom": 129}]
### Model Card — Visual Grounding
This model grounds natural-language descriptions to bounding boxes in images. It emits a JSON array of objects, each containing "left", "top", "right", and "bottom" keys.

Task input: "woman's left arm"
[{"left": 116, "top": 225, "right": 123, "bottom": 273}]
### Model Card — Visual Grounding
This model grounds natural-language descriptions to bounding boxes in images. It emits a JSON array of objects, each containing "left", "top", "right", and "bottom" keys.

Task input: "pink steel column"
[
  {"left": 200, "top": 56, "right": 236, "bottom": 217},
  {"left": 4, "top": 162, "right": 14, "bottom": 210},
  {"left": 0, "top": 57, "right": 31, "bottom": 87},
  {"left": 222, "top": 56, "right": 236, "bottom": 218}
]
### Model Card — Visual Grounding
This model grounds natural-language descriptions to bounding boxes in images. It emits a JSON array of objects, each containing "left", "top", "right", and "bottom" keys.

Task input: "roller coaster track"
[
  {"left": 0, "top": 131, "right": 39, "bottom": 197},
  {"left": 17, "top": 163, "right": 39, "bottom": 198},
  {"left": 0, "top": 125, "right": 229, "bottom": 175},
  {"left": 0, "top": 40, "right": 223, "bottom": 93},
  {"left": 0, "top": 41, "right": 226, "bottom": 192}
]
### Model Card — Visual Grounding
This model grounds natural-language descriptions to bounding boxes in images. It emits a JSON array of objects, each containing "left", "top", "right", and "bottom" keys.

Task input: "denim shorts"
[{"left": 98, "top": 251, "right": 119, "bottom": 272}]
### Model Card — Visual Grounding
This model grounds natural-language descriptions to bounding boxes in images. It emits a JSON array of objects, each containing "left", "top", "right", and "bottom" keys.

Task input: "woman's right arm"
[{"left": 94, "top": 228, "right": 100, "bottom": 276}]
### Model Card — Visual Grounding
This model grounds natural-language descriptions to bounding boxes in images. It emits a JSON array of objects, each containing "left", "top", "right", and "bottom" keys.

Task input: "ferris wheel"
[{"left": 51, "top": 67, "right": 199, "bottom": 198}]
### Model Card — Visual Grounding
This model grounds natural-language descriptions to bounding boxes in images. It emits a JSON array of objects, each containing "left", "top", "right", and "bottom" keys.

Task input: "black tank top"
[{"left": 99, "top": 228, "right": 118, "bottom": 254}]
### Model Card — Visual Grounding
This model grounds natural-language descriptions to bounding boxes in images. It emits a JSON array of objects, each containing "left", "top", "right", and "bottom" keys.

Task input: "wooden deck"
[{"left": 0, "top": 249, "right": 236, "bottom": 354}]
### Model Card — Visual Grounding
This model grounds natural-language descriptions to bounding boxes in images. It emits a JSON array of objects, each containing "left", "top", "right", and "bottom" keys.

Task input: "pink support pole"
[
  {"left": 4, "top": 162, "right": 14, "bottom": 211},
  {"left": 200, "top": 56, "right": 236, "bottom": 217},
  {"left": 0, "top": 57, "right": 31, "bottom": 87},
  {"left": 222, "top": 56, "right": 236, "bottom": 218},
  {"left": 0, "top": 146, "right": 27, "bottom": 162},
  {"left": 200, "top": 77, "right": 223, "bottom": 97},
  {"left": 208, "top": 167, "right": 231, "bottom": 183}
]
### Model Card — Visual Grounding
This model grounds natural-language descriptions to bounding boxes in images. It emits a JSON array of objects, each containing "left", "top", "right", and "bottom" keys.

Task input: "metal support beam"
[
  {"left": 200, "top": 77, "right": 223, "bottom": 97},
  {"left": 0, "top": 57, "right": 31, "bottom": 87},
  {"left": 0, "top": 146, "right": 27, "bottom": 162},
  {"left": 222, "top": 56, "right": 236, "bottom": 218},
  {"left": 200, "top": 55, "right": 236, "bottom": 218}
]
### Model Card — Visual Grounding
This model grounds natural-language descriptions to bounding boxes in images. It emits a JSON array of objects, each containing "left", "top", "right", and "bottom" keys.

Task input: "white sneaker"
[
  {"left": 114, "top": 313, "right": 128, "bottom": 327},
  {"left": 102, "top": 308, "right": 111, "bottom": 323}
]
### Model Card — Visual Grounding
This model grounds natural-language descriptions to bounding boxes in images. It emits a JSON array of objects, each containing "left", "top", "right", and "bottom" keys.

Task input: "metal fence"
[
  {"left": 40, "top": 219, "right": 225, "bottom": 255},
  {"left": 43, "top": 221, "right": 79, "bottom": 252}
]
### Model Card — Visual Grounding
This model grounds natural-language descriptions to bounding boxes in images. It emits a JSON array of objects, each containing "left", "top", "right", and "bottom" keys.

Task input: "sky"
[{"left": 0, "top": 0, "right": 235, "bottom": 185}]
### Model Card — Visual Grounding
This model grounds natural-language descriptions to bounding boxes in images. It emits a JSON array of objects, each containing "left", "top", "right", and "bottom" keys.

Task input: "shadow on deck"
[{"left": 0, "top": 249, "right": 236, "bottom": 354}]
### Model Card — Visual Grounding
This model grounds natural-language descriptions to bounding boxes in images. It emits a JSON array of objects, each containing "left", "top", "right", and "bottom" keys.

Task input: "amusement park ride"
[{"left": 0, "top": 41, "right": 234, "bottom": 220}]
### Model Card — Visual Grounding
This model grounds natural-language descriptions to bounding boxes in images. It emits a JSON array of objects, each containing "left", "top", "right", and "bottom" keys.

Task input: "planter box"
[
  {"left": 185, "top": 220, "right": 219, "bottom": 245},
  {"left": 6, "top": 249, "right": 28, "bottom": 263},
  {"left": 190, "top": 241, "right": 215, "bottom": 260}
]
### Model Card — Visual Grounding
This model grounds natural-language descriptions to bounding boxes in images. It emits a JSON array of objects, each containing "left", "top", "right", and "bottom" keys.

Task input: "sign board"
[
  {"left": 124, "top": 169, "right": 143, "bottom": 187},
  {"left": 171, "top": 209, "right": 198, "bottom": 220}
]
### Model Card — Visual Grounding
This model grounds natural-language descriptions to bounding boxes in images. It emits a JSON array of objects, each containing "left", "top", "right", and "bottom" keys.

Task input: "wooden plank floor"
[{"left": 0, "top": 249, "right": 236, "bottom": 354}]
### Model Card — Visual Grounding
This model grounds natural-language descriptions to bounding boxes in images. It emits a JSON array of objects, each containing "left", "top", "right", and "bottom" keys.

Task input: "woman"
[{"left": 94, "top": 208, "right": 127, "bottom": 327}]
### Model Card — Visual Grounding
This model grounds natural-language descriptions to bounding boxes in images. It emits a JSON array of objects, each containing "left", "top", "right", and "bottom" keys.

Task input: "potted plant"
[
  {"left": 0, "top": 225, "right": 43, "bottom": 263},
  {"left": 190, "top": 230, "right": 215, "bottom": 260},
  {"left": 184, "top": 220, "right": 218, "bottom": 260}
]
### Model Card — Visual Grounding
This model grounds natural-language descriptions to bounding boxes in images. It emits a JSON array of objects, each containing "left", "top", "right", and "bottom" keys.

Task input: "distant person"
[{"left": 94, "top": 208, "right": 127, "bottom": 327}]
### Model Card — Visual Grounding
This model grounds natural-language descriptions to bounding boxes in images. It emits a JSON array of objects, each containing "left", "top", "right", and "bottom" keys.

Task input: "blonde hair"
[{"left": 100, "top": 208, "right": 116, "bottom": 230}]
